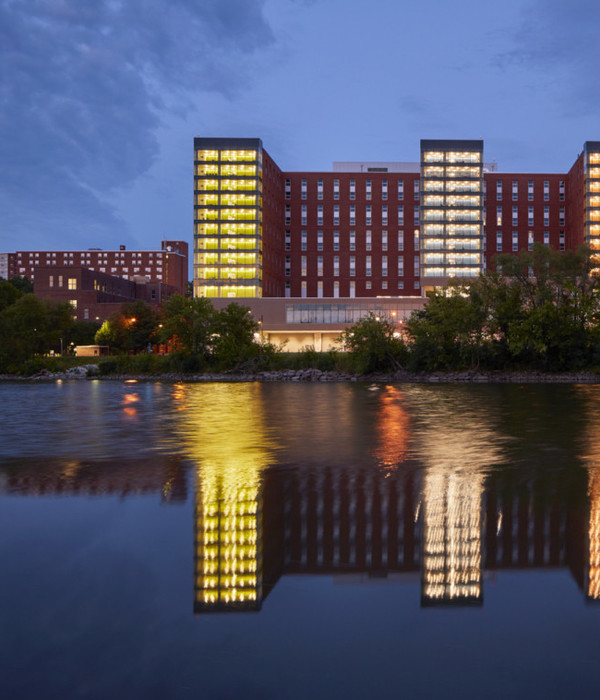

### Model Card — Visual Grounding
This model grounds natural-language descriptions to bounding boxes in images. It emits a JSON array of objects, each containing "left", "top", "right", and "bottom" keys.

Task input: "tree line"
[{"left": 3, "top": 244, "right": 600, "bottom": 375}]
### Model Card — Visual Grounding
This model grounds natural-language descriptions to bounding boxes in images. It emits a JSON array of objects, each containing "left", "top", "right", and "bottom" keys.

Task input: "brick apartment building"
[
  {"left": 1, "top": 240, "right": 188, "bottom": 322},
  {"left": 193, "top": 138, "right": 600, "bottom": 349}
]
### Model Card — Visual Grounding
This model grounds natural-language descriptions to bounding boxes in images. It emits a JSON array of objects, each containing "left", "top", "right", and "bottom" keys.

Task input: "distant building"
[{"left": 5, "top": 240, "right": 188, "bottom": 294}]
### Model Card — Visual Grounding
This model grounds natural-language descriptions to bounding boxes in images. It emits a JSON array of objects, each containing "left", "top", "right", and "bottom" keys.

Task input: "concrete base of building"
[{"left": 207, "top": 296, "right": 427, "bottom": 351}]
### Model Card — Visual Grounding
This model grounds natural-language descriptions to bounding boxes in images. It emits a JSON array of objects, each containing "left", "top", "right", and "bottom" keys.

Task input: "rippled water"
[{"left": 2, "top": 379, "right": 600, "bottom": 699}]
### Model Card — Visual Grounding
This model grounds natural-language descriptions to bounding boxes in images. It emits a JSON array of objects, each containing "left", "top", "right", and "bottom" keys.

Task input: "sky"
[{"left": 1, "top": 0, "right": 599, "bottom": 255}]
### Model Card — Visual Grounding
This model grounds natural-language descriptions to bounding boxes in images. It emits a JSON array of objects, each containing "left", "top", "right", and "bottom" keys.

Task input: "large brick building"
[
  {"left": 5, "top": 239, "right": 188, "bottom": 293},
  {"left": 2, "top": 240, "right": 189, "bottom": 323},
  {"left": 193, "top": 137, "right": 600, "bottom": 349}
]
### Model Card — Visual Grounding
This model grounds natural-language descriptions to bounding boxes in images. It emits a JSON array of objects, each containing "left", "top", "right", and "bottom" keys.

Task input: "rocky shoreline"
[{"left": 2, "top": 366, "right": 600, "bottom": 384}]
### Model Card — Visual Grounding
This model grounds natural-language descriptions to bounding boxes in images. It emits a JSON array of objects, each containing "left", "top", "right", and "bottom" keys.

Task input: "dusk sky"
[{"left": 1, "top": 0, "right": 599, "bottom": 255}]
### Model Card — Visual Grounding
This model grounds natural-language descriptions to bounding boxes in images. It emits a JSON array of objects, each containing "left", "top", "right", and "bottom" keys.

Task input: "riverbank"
[{"left": 2, "top": 366, "right": 600, "bottom": 383}]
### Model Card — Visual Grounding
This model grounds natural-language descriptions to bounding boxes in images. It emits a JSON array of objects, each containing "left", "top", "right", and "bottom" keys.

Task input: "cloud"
[
  {"left": 498, "top": 0, "right": 600, "bottom": 107},
  {"left": 0, "top": 0, "right": 275, "bottom": 246}
]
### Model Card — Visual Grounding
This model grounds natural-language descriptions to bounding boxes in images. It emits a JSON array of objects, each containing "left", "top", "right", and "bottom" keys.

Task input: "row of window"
[
  {"left": 495, "top": 205, "right": 565, "bottom": 226},
  {"left": 290, "top": 279, "right": 419, "bottom": 298},
  {"left": 289, "top": 255, "right": 419, "bottom": 278},
  {"left": 286, "top": 178, "right": 418, "bottom": 202},
  {"left": 496, "top": 231, "right": 566, "bottom": 251},
  {"left": 285, "top": 303, "right": 415, "bottom": 324},
  {"left": 285, "top": 229, "right": 418, "bottom": 252},
  {"left": 285, "top": 204, "right": 420, "bottom": 226},
  {"left": 48, "top": 276, "right": 77, "bottom": 289},
  {"left": 282, "top": 178, "right": 569, "bottom": 203},
  {"left": 16, "top": 252, "right": 162, "bottom": 260},
  {"left": 283, "top": 202, "right": 566, "bottom": 227},
  {"left": 491, "top": 180, "right": 565, "bottom": 202}
]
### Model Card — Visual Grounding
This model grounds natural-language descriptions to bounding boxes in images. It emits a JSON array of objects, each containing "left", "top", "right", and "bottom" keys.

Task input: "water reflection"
[
  {"left": 172, "top": 383, "right": 275, "bottom": 612},
  {"left": 4, "top": 383, "right": 600, "bottom": 613}
]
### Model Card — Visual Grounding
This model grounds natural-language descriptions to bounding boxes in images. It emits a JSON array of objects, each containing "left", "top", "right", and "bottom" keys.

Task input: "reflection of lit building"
[
  {"left": 421, "top": 471, "right": 483, "bottom": 606},
  {"left": 405, "top": 386, "right": 503, "bottom": 606},
  {"left": 0, "top": 456, "right": 188, "bottom": 501},
  {"left": 195, "top": 476, "right": 263, "bottom": 612},
  {"left": 586, "top": 470, "right": 600, "bottom": 600},
  {"left": 175, "top": 383, "right": 275, "bottom": 613}
]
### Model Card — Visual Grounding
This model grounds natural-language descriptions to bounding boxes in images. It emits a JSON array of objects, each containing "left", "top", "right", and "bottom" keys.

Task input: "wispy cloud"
[
  {"left": 0, "top": 0, "right": 275, "bottom": 246},
  {"left": 498, "top": 0, "right": 600, "bottom": 103}
]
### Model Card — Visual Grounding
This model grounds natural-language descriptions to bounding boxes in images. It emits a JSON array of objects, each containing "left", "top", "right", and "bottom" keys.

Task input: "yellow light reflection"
[{"left": 178, "top": 385, "right": 274, "bottom": 612}]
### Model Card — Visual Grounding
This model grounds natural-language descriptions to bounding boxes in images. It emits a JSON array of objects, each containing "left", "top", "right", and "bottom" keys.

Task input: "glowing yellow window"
[
  {"left": 196, "top": 164, "right": 219, "bottom": 176},
  {"left": 221, "top": 179, "right": 257, "bottom": 191},
  {"left": 221, "top": 164, "right": 256, "bottom": 177},
  {"left": 197, "top": 209, "right": 219, "bottom": 221},
  {"left": 197, "top": 150, "right": 219, "bottom": 161},
  {"left": 196, "top": 179, "right": 219, "bottom": 191},
  {"left": 196, "top": 194, "right": 218, "bottom": 206}
]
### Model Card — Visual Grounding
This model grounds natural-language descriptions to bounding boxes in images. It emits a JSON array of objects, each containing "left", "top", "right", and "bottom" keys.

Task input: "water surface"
[{"left": 2, "top": 380, "right": 600, "bottom": 699}]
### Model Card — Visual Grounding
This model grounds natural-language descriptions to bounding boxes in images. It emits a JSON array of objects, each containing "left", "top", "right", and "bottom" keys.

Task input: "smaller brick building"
[{"left": 34, "top": 266, "right": 181, "bottom": 322}]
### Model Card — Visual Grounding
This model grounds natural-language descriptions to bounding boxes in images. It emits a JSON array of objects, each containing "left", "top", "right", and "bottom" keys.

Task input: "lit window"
[{"left": 67, "top": 278, "right": 77, "bottom": 290}]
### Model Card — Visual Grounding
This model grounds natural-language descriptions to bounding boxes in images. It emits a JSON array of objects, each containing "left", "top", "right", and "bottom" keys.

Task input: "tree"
[
  {"left": 0, "top": 294, "right": 73, "bottom": 368},
  {"left": 404, "top": 245, "right": 600, "bottom": 372},
  {"left": 405, "top": 287, "right": 488, "bottom": 371},
  {"left": 0, "top": 279, "right": 23, "bottom": 312},
  {"left": 8, "top": 276, "right": 34, "bottom": 294},
  {"left": 159, "top": 294, "right": 216, "bottom": 357},
  {"left": 94, "top": 301, "right": 158, "bottom": 353},
  {"left": 212, "top": 303, "right": 259, "bottom": 369},
  {"left": 339, "top": 313, "right": 406, "bottom": 374}
]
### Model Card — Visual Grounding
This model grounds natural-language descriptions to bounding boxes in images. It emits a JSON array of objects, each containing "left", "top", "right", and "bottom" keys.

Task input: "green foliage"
[
  {"left": 94, "top": 300, "right": 158, "bottom": 353},
  {"left": 212, "top": 303, "right": 259, "bottom": 369},
  {"left": 406, "top": 245, "right": 600, "bottom": 372},
  {"left": 159, "top": 294, "right": 216, "bottom": 356},
  {"left": 69, "top": 320, "right": 102, "bottom": 347},
  {"left": 339, "top": 313, "right": 407, "bottom": 374},
  {"left": 0, "top": 280, "right": 23, "bottom": 312},
  {"left": 0, "top": 294, "right": 74, "bottom": 371},
  {"left": 8, "top": 276, "right": 34, "bottom": 294}
]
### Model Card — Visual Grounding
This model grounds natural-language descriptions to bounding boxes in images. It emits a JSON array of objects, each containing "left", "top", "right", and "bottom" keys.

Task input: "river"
[{"left": 1, "top": 379, "right": 600, "bottom": 699}]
